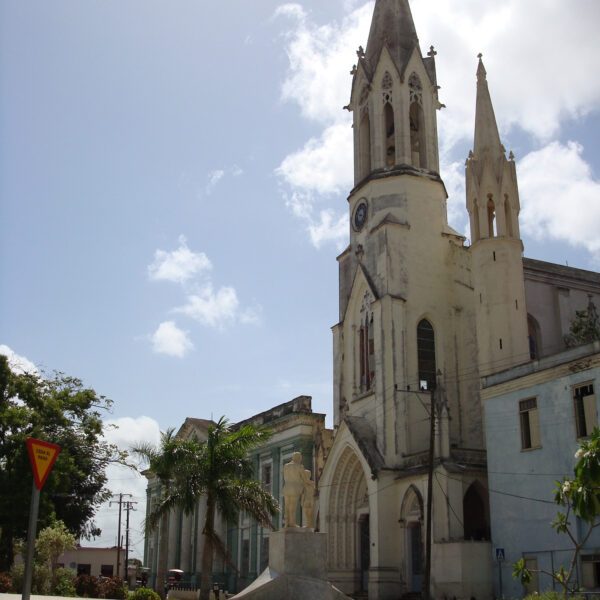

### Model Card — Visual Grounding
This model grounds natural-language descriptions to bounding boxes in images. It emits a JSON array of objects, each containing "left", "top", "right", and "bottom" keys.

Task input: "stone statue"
[
  {"left": 282, "top": 452, "right": 312, "bottom": 528},
  {"left": 301, "top": 470, "right": 315, "bottom": 529}
]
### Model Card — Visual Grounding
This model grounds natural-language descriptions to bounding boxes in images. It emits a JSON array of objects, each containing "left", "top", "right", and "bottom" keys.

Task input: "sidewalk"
[{"left": 1, "top": 594, "right": 83, "bottom": 600}]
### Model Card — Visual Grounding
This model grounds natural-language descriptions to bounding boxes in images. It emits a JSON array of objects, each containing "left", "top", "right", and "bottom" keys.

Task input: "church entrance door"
[
  {"left": 359, "top": 513, "right": 370, "bottom": 592},
  {"left": 408, "top": 521, "right": 423, "bottom": 592}
]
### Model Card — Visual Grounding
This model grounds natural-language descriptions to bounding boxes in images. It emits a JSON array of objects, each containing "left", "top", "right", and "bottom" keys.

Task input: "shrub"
[
  {"left": 104, "top": 575, "right": 128, "bottom": 600},
  {"left": 74, "top": 573, "right": 104, "bottom": 598},
  {"left": 524, "top": 593, "right": 585, "bottom": 600},
  {"left": 10, "top": 563, "right": 50, "bottom": 595},
  {"left": 0, "top": 571, "right": 12, "bottom": 593},
  {"left": 130, "top": 587, "right": 161, "bottom": 600},
  {"left": 53, "top": 567, "right": 76, "bottom": 597}
]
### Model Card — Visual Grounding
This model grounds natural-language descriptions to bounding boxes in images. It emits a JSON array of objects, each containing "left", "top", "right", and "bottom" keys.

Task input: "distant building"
[
  {"left": 57, "top": 545, "right": 125, "bottom": 578},
  {"left": 142, "top": 396, "right": 331, "bottom": 594},
  {"left": 482, "top": 341, "right": 600, "bottom": 598}
]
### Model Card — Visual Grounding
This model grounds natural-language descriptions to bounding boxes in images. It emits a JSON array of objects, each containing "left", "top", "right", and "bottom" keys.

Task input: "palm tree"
[
  {"left": 143, "top": 417, "right": 279, "bottom": 600},
  {"left": 132, "top": 428, "right": 185, "bottom": 599}
]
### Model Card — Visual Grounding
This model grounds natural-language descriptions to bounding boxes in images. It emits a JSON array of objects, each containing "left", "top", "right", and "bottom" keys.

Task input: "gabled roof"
[{"left": 344, "top": 415, "right": 386, "bottom": 477}]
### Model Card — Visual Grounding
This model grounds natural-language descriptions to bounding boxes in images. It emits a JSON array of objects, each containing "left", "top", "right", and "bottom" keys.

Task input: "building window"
[
  {"left": 359, "top": 314, "right": 375, "bottom": 391},
  {"left": 582, "top": 554, "right": 600, "bottom": 589},
  {"left": 260, "top": 536, "right": 269, "bottom": 572},
  {"left": 261, "top": 464, "right": 272, "bottom": 495},
  {"left": 574, "top": 383, "right": 597, "bottom": 439},
  {"left": 101, "top": 565, "right": 114, "bottom": 577},
  {"left": 524, "top": 557, "right": 539, "bottom": 594},
  {"left": 77, "top": 564, "right": 91, "bottom": 576},
  {"left": 417, "top": 319, "right": 436, "bottom": 391},
  {"left": 519, "top": 398, "right": 541, "bottom": 450}
]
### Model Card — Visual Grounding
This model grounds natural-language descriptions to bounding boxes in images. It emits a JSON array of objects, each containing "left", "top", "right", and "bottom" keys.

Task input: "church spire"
[
  {"left": 364, "top": 0, "right": 420, "bottom": 80},
  {"left": 473, "top": 54, "right": 503, "bottom": 159}
]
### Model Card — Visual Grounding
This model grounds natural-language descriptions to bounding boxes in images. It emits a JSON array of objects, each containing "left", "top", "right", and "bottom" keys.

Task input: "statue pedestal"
[
  {"left": 269, "top": 528, "right": 326, "bottom": 579},
  {"left": 231, "top": 529, "right": 351, "bottom": 600}
]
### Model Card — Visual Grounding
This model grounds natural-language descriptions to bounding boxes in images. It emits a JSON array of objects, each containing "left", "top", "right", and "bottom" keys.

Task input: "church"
[
  {"left": 143, "top": 2, "right": 600, "bottom": 598},
  {"left": 316, "top": 1, "right": 600, "bottom": 599}
]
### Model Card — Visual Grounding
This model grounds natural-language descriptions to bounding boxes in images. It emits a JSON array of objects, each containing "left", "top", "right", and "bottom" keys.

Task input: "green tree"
[
  {"left": 132, "top": 428, "right": 182, "bottom": 600},
  {"left": 0, "top": 354, "right": 125, "bottom": 571},
  {"left": 141, "top": 417, "right": 279, "bottom": 600},
  {"left": 514, "top": 428, "right": 600, "bottom": 594},
  {"left": 35, "top": 520, "right": 76, "bottom": 586},
  {"left": 564, "top": 298, "right": 600, "bottom": 348}
]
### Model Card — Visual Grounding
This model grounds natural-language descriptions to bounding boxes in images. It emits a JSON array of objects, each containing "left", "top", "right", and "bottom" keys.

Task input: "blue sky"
[{"left": 2, "top": 0, "right": 600, "bottom": 559}]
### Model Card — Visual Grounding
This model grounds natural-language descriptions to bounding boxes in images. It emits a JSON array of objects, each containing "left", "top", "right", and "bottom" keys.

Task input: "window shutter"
[
  {"left": 584, "top": 393, "right": 598, "bottom": 433},
  {"left": 529, "top": 408, "right": 541, "bottom": 448}
]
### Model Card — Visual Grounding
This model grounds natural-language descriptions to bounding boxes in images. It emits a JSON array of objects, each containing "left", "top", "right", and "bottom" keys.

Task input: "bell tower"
[
  {"left": 350, "top": 0, "right": 442, "bottom": 184},
  {"left": 466, "top": 55, "right": 530, "bottom": 375}
]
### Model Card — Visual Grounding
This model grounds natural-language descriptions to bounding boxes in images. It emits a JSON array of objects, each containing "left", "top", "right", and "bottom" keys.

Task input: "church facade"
[{"left": 317, "top": 2, "right": 600, "bottom": 599}]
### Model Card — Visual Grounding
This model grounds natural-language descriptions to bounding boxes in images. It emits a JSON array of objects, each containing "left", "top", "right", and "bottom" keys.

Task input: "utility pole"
[
  {"left": 110, "top": 493, "right": 132, "bottom": 576},
  {"left": 124, "top": 499, "right": 138, "bottom": 584},
  {"left": 424, "top": 384, "right": 436, "bottom": 600}
]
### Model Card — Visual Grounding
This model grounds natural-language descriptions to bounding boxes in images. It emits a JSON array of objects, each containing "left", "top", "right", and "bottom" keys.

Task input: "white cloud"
[
  {"left": 0, "top": 344, "right": 38, "bottom": 374},
  {"left": 151, "top": 321, "right": 194, "bottom": 357},
  {"left": 205, "top": 166, "right": 244, "bottom": 195},
  {"left": 148, "top": 235, "right": 211, "bottom": 284},
  {"left": 90, "top": 417, "right": 161, "bottom": 556},
  {"left": 274, "top": 0, "right": 600, "bottom": 262},
  {"left": 175, "top": 284, "right": 240, "bottom": 329},
  {"left": 285, "top": 191, "right": 348, "bottom": 249},
  {"left": 206, "top": 169, "right": 225, "bottom": 194},
  {"left": 276, "top": 123, "right": 353, "bottom": 195},
  {"left": 519, "top": 141, "right": 600, "bottom": 263}
]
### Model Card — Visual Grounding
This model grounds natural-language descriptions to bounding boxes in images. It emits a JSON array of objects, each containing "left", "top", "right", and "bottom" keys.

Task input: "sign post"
[
  {"left": 22, "top": 438, "right": 61, "bottom": 600},
  {"left": 495, "top": 548, "right": 505, "bottom": 599}
]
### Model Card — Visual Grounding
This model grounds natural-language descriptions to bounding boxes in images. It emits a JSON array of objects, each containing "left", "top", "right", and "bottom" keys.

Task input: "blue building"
[{"left": 482, "top": 341, "right": 600, "bottom": 597}]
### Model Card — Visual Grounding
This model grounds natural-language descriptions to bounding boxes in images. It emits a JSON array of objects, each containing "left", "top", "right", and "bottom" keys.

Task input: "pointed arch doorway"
[
  {"left": 401, "top": 486, "right": 424, "bottom": 593},
  {"left": 327, "top": 445, "right": 369, "bottom": 595}
]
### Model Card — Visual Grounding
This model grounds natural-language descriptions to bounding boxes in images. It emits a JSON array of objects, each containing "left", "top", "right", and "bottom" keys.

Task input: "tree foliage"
[
  {"left": 35, "top": 520, "right": 76, "bottom": 583},
  {"left": 0, "top": 354, "right": 126, "bottom": 571},
  {"left": 139, "top": 417, "right": 279, "bottom": 600},
  {"left": 564, "top": 298, "right": 600, "bottom": 348},
  {"left": 513, "top": 428, "right": 600, "bottom": 594}
]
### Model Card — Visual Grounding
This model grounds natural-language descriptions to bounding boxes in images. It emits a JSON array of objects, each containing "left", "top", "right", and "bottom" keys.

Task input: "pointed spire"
[
  {"left": 473, "top": 54, "right": 504, "bottom": 159},
  {"left": 364, "top": 0, "right": 420, "bottom": 79}
]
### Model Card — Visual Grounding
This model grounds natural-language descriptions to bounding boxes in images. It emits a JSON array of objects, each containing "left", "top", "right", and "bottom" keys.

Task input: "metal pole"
[
  {"left": 125, "top": 503, "right": 131, "bottom": 584},
  {"left": 22, "top": 480, "right": 40, "bottom": 600},
  {"left": 116, "top": 494, "right": 123, "bottom": 576},
  {"left": 424, "top": 387, "right": 435, "bottom": 600},
  {"left": 498, "top": 558, "right": 503, "bottom": 598}
]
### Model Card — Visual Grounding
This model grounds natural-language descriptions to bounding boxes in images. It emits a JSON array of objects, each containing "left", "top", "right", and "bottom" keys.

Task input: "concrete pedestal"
[{"left": 232, "top": 529, "right": 351, "bottom": 600}]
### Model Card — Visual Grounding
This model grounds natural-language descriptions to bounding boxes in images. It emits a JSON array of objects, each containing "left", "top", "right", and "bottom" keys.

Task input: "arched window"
[
  {"left": 359, "top": 314, "right": 375, "bottom": 391},
  {"left": 417, "top": 319, "right": 436, "bottom": 391},
  {"left": 409, "top": 73, "right": 426, "bottom": 169},
  {"left": 463, "top": 482, "right": 490, "bottom": 540},
  {"left": 359, "top": 111, "right": 371, "bottom": 180},
  {"left": 504, "top": 195, "right": 513, "bottom": 237},
  {"left": 487, "top": 196, "right": 497, "bottom": 237},
  {"left": 401, "top": 486, "right": 424, "bottom": 593},
  {"left": 384, "top": 102, "right": 395, "bottom": 166}
]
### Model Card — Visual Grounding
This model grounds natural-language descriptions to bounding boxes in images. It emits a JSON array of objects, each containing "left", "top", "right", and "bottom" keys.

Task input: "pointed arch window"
[
  {"left": 359, "top": 314, "right": 375, "bottom": 391},
  {"left": 487, "top": 196, "right": 497, "bottom": 237},
  {"left": 409, "top": 73, "right": 426, "bottom": 169},
  {"left": 359, "top": 110, "right": 371, "bottom": 180},
  {"left": 384, "top": 102, "right": 395, "bottom": 166},
  {"left": 417, "top": 319, "right": 436, "bottom": 391}
]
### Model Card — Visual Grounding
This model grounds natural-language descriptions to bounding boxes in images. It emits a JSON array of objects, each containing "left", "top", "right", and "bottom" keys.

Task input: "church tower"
[
  {"left": 466, "top": 56, "right": 530, "bottom": 375},
  {"left": 322, "top": 2, "right": 493, "bottom": 600}
]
